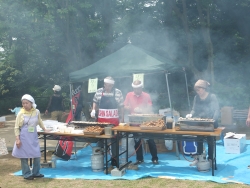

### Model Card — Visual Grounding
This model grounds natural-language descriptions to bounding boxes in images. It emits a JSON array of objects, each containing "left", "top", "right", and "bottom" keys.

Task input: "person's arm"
[
  {"left": 45, "top": 96, "right": 52, "bottom": 114},
  {"left": 190, "top": 96, "right": 197, "bottom": 116},
  {"left": 246, "top": 107, "right": 250, "bottom": 127},
  {"left": 91, "top": 91, "right": 99, "bottom": 118},
  {"left": 9, "top": 108, "right": 15, "bottom": 112},
  {"left": 61, "top": 96, "right": 65, "bottom": 112},
  {"left": 14, "top": 113, "right": 23, "bottom": 148}
]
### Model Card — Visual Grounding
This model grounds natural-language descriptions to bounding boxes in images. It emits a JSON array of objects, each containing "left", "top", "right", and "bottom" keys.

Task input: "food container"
[
  {"left": 59, "top": 125, "right": 67, "bottom": 133},
  {"left": 84, "top": 126, "right": 104, "bottom": 135},
  {"left": 139, "top": 119, "right": 166, "bottom": 130},
  {"left": 84, "top": 129, "right": 104, "bottom": 135},
  {"left": 65, "top": 127, "right": 74, "bottom": 133},
  {"left": 104, "top": 127, "right": 112, "bottom": 135},
  {"left": 128, "top": 114, "right": 164, "bottom": 125}
]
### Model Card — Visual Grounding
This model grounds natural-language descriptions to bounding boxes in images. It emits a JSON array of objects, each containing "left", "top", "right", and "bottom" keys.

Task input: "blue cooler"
[{"left": 182, "top": 141, "right": 197, "bottom": 155}]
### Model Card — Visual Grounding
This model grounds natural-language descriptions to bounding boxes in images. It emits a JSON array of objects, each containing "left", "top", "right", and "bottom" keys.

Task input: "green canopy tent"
[
  {"left": 69, "top": 44, "right": 180, "bottom": 82},
  {"left": 69, "top": 44, "right": 189, "bottom": 118}
]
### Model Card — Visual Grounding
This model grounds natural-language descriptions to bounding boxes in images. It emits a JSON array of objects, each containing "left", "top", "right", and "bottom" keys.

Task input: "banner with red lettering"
[{"left": 98, "top": 108, "right": 119, "bottom": 126}]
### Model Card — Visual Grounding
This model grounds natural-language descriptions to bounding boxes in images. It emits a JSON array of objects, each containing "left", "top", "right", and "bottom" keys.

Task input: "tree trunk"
[
  {"left": 196, "top": 0, "right": 215, "bottom": 85},
  {"left": 171, "top": 0, "right": 202, "bottom": 80}
]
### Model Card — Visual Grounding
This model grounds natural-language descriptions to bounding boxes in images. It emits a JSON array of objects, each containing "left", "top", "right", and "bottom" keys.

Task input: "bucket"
[{"left": 91, "top": 154, "right": 104, "bottom": 172}]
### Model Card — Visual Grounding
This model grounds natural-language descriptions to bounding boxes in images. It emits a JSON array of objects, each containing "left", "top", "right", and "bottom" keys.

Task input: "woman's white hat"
[{"left": 21, "top": 94, "right": 37, "bottom": 109}]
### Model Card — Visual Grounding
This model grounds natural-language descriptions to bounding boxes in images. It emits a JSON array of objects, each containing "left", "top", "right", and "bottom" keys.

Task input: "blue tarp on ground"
[{"left": 14, "top": 140, "right": 250, "bottom": 184}]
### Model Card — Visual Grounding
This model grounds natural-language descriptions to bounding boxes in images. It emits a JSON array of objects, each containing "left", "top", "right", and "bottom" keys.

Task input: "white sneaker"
[{"left": 189, "top": 159, "right": 198, "bottom": 166}]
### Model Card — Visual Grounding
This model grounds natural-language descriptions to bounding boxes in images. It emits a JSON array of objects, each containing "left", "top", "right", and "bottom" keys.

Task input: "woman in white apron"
[{"left": 12, "top": 94, "right": 46, "bottom": 180}]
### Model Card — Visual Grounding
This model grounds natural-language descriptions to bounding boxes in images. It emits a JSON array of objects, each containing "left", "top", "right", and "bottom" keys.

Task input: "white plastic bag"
[
  {"left": 0, "top": 138, "right": 8, "bottom": 156},
  {"left": 165, "top": 140, "right": 173, "bottom": 150}
]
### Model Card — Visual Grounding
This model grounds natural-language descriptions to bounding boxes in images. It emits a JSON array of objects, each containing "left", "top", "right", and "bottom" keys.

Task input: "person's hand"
[
  {"left": 246, "top": 117, "right": 250, "bottom": 127},
  {"left": 16, "top": 139, "right": 21, "bottom": 148},
  {"left": 134, "top": 107, "right": 142, "bottom": 113},
  {"left": 90, "top": 110, "right": 96, "bottom": 118},
  {"left": 186, "top": 114, "right": 192, "bottom": 118}
]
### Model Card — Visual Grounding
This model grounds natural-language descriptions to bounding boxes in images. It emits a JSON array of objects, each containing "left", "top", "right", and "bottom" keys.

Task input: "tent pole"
[
  {"left": 69, "top": 83, "right": 73, "bottom": 120},
  {"left": 183, "top": 67, "right": 191, "bottom": 110},
  {"left": 165, "top": 72, "right": 173, "bottom": 117}
]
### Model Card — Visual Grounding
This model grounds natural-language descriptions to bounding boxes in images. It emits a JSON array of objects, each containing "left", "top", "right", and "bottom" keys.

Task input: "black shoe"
[
  {"left": 33, "top": 174, "right": 44, "bottom": 178},
  {"left": 111, "top": 158, "right": 117, "bottom": 167},
  {"left": 134, "top": 160, "right": 144, "bottom": 165},
  {"left": 24, "top": 176, "right": 34, "bottom": 180}
]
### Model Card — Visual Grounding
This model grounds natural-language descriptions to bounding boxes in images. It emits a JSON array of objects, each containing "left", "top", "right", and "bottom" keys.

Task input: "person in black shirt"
[
  {"left": 45, "top": 85, "right": 65, "bottom": 122},
  {"left": 186, "top": 79, "right": 219, "bottom": 166}
]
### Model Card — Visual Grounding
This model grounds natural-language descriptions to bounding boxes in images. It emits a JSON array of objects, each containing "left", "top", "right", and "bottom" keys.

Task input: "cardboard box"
[
  {"left": 0, "top": 116, "right": 6, "bottom": 128},
  {"left": 224, "top": 133, "right": 246, "bottom": 154}
]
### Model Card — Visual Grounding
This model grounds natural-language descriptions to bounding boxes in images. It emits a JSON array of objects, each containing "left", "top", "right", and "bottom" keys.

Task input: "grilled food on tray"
[
  {"left": 140, "top": 119, "right": 165, "bottom": 127},
  {"left": 84, "top": 126, "right": 103, "bottom": 133},
  {"left": 179, "top": 117, "right": 214, "bottom": 122}
]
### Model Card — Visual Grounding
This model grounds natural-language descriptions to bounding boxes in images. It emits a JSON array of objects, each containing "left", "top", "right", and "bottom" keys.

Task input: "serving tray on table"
[
  {"left": 71, "top": 121, "right": 114, "bottom": 128},
  {"left": 84, "top": 130, "right": 104, "bottom": 135},
  {"left": 83, "top": 125, "right": 104, "bottom": 135},
  {"left": 178, "top": 118, "right": 215, "bottom": 132},
  {"left": 139, "top": 119, "right": 166, "bottom": 130}
]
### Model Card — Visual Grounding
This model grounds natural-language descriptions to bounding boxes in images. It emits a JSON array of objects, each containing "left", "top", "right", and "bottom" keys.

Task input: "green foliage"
[{"left": 0, "top": 0, "right": 250, "bottom": 113}]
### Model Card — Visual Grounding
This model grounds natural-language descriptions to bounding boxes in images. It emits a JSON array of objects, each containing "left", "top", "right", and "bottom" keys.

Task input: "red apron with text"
[{"left": 98, "top": 90, "right": 119, "bottom": 126}]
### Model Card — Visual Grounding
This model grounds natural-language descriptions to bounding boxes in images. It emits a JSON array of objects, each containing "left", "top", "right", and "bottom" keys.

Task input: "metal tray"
[
  {"left": 179, "top": 120, "right": 214, "bottom": 132},
  {"left": 179, "top": 119, "right": 214, "bottom": 125},
  {"left": 71, "top": 121, "right": 114, "bottom": 128}
]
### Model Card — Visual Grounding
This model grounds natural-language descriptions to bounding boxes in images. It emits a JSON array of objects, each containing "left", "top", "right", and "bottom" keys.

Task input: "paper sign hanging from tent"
[
  {"left": 88, "top": 78, "right": 98, "bottom": 93},
  {"left": 133, "top": 74, "right": 144, "bottom": 85}
]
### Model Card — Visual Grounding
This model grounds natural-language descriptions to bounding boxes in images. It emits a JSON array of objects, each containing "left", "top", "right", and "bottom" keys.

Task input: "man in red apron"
[{"left": 91, "top": 76, "right": 124, "bottom": 168}]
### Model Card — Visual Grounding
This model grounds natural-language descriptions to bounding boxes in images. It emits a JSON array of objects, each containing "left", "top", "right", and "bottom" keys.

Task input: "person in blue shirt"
[{"left": 9, "top": 105, "right": 21, "bottom": 116}]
